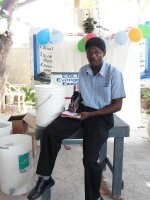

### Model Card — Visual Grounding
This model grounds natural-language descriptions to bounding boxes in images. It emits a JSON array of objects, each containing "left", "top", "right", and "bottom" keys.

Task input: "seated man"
[{"left": 27, "top": 37, "right": 126, "bottom": 200}]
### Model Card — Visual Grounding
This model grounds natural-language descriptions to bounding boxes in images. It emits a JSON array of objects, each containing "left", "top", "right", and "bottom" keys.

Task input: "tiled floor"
[{"left": 0, "top": 115, "right": 150, "bottom": 200}]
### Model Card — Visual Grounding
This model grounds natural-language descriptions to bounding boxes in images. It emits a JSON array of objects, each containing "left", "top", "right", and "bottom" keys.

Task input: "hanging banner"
[
  {"left": 32, "top": 34, "right": 53, "bottom": 80},
  {"left": 39, "top": 45, "right": 53, "bottom": 77}
]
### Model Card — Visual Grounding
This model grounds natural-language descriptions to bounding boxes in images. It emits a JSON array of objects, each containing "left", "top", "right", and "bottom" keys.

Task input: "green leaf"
[{"left": 0, "top": 0, "right": 3, "bottom": 7}]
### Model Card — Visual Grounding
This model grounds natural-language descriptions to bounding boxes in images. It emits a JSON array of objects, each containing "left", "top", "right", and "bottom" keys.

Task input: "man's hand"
[
  {"left": 68, "top": 103, "right": 78, "bottom": 113},
  {"left": 79, "top": 112, "right": 92, "bottom": 121}
]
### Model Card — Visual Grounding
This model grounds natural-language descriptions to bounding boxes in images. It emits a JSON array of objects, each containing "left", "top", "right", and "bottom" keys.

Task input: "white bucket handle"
[{"left": 36, "top": 94, "right": 52, "bottom": 110}]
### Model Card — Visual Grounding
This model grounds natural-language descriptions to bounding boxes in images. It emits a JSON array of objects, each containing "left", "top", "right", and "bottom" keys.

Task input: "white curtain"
[{"left": 106, "top": 41, "right": 141, "bottom": 129}]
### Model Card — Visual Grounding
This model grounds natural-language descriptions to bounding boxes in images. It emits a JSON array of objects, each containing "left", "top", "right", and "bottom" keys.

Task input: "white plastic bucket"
[
  {"left": 35, "top": 84, "right": 65, "bottom": 127},
  {"left": 0, "top": 134, "right": 33, "bottom": 195},
  {"left": 0, "top": 121, "right": 12, "bottom": 138}
]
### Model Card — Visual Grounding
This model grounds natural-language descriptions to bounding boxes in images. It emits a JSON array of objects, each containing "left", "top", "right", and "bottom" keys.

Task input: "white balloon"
[
  {"left": 114, "top": 31, "right": 128, "bottom": 45},
  {"left": 51, "top": 30, "right": 64, "bottom": 45}
]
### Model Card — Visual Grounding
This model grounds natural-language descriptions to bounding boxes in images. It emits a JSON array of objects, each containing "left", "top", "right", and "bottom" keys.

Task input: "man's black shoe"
[{"left": 27, "top": 176, "right": 55, "bottom": 200}]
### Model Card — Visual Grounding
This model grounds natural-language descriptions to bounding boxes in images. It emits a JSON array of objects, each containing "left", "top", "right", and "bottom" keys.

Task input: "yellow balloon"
[{"left": 128, "top": 28, "right": 142, "bottom": 42}]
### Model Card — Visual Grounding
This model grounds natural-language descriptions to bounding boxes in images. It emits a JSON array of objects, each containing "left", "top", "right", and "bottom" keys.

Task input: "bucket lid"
[
  {"left": 0, "top": 121, "right": 12, "bottom": 128},
  {"left": 0, "top": 134, "right": 32, "bottom": 148},
  {"left": 35, "top": 83, "right": 64, "bottom": 89}
]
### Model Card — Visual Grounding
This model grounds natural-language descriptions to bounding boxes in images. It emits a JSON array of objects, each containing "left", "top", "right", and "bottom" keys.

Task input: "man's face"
[{"left": 86, "top": 46, "right": 105, "bottom": 67}]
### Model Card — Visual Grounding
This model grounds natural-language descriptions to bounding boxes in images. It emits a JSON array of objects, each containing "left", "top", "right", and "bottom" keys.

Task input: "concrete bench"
[{"left": 36, "top": 114, "right": 130, "bottom": 199}]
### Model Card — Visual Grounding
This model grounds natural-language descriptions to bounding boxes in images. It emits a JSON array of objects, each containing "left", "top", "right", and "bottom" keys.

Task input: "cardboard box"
[
  {"left": 9, "top": 114, "right": 25, "bottom": 134},
  {"left": 11, "top": 120, "right": 25, "bottom": 134},
  {"left": 9, "top": 113, "right": 36, "bottom": 134},
  {"left": 22, "top": 113, "right": 36, "bottom": 133}
]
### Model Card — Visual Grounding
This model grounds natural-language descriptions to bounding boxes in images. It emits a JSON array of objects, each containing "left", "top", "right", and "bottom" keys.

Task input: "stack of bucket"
[
  {"left": 0, "top": 83, "right": 65, "bottom": 196},
  {"left": 0, "top": 120, "right": 33, "bottom": 195}
]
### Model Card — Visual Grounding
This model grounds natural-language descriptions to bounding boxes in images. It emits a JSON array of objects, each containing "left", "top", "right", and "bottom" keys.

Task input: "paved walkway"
[{"left": 0, "top": 114, "right": 150, "bottom": 200}]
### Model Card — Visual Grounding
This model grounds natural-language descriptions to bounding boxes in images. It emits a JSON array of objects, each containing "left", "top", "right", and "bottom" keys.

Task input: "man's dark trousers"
[{"left": 36, "top": 107, "right": 114, "bottom": 200}]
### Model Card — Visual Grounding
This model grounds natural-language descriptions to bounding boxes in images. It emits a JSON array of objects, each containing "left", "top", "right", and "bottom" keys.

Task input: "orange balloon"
[{"left": 128, "top": 28, "right": 142, "bottom": 42}]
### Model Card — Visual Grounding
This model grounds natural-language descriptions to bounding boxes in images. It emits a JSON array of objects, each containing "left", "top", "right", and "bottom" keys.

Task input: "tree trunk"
[
  {"left": 0, "top": 0, "right": 16, "bottom": 104},
  {"left": 0, "top": 34, "right": 12, "bottom": 102}
]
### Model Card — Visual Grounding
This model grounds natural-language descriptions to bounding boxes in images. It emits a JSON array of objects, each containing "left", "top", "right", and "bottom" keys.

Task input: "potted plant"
[
  {"left": 82, "top": 14, "right": 97, "bottom": 33},
  {"left": 140, "top": 87, "right": 150, "bottom": 140},
  {"left": 82, "top": 13, "right": 109, "bottom": 35},
  {"left": 141, "top": 87, "right": 150, "bottom": 110}
]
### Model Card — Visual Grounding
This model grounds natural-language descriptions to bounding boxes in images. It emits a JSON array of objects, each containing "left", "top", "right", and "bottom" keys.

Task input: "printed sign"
[
  {"left": 39, "top": 45, "right": 53, "bottom": 77},
  {"left": 52, "top": 73, "right": 78, "bottom": 86},
  {"left": 18, "top": 152, "right": 30, "bottom": 173}
]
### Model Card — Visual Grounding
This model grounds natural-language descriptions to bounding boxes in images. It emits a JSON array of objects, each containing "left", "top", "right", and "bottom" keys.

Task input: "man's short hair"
[{"left": 85, "top": 37, "right": 106, "bottom": 53}]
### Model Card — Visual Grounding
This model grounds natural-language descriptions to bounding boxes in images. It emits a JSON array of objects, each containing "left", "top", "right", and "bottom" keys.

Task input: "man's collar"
[
  {"left": 99, "top": 62, "right": 107, "bottom": 77},
  {"left": 86, "top": 62, "right": 106, "bottom": 77}
]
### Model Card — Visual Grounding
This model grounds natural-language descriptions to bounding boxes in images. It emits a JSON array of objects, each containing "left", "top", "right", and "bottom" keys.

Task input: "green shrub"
[
  {"left": 21, "top": 86, "right": 36, "bottom": 106},
  {"left": 141, "top": 88, "right": 150, "bottom": 101}
]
